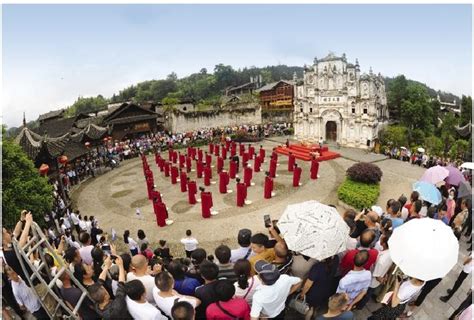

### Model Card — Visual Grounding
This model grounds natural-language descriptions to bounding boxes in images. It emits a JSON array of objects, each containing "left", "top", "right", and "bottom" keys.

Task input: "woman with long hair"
[
  {"left": 123, "top": 230, "right": 138, "bottom": 256},
  {"left": 233, "top": 259, "right": 262, "bottom": 306},
  {"left": 137, "top": 229, "right": 149, "bottom": 252}
]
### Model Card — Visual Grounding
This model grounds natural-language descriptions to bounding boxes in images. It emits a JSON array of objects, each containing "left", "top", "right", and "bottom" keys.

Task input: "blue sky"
[{"left": 2, "top": 4, "right": 472, "bottom": 127}]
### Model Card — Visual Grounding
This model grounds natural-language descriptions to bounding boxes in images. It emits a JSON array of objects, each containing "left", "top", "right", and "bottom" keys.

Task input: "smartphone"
[{"left": 264, "top": 214, "right": 272, "bottom": 228}]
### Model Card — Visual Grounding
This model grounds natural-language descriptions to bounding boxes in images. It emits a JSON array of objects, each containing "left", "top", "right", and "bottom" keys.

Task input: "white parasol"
[
  {"left": 388, "top": 218, "right": 459, "bottom": 281},
  {"left": 277, "top": 200, "right": 349, "bottom": 260},
  {"left": 417, "top": 147, "right": 425, "bottom": 153}
]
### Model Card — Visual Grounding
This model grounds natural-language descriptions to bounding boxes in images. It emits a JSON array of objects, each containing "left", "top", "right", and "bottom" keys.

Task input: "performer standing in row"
[
  {"left": 269, "top": 156, "right": 277, "bottom": 178},
  {"left": 221, "top": 144, "right": 227, "bottom": 160},
  {"left": 197, "top": 148, "right": 203, "bottom": 163},
  {"left": 186, "top": 155, "right": 192, "bottom": 173},
  {"left": 248, "top": 144, "right": 255, "bottom": 160},
  {"left": 264, "top": 171, "right": 274, "bottom": 199},
  {"left": 288, "top": 152, "right": 295, "bottom": 172},
  {"left": 293, "top": 163, "right": 302, "bottom": 187},
  {"left": 254, "top": 154, "right": 262, "bottom": 173},
  {"left": 180, "top": 170, "right": 187, "bottom": 192},
  {"left": 229, "top": 157, "right": 238, "bottom": 179},
  {"left": 259, "top": 145, "right": 265, "bottom": 162},
  {"left": 205, "top": 152, "right": 212, "bottom": 168},
  {"left": 219, "top": 170, "right": 231, "bottom": 194},
  {"left": 310, "top": 156, "right": 320, "bottom": 180},
  {"left": 243, "top": 164, "right": 254, "bottom": 187},
  {"left": 214, "top": 144, "right": 220, "bottom": 157},
  {"left": 170, "top": 165, "right": 179, "bottom": 184},
  {"left": 196, "top": 160, "right": 204, "bottom": 178},
  {"left": 164, "top": 161, "right": 170, "bottom": 177},
  {"left": 217, "top": 156, "right": 224, "bottom": 173},
  {"left": 187, "top": 178, "right": 197, "bottom": 204},
  {"left": 236, "top": 178, "right": 247, "bottom": 207},
  {"left": 200, "top": 187, "right": 217, "bottom": 218},
  {"left": 203, "top": 165, "right": 212, "bottom": 186}
]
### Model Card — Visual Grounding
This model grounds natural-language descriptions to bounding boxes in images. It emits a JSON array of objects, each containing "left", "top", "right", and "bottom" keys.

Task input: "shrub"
[
  {"left": 337, "top": 178, "right": 380, "bottom": 210},
  {"left": 346, "top": 162, "right": 382, "bottom": 184}
]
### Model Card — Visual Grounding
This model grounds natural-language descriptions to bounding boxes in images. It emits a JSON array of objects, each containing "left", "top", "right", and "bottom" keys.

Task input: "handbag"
[{"left": 288, "top": 294, "right": 310, "bottom": 315}]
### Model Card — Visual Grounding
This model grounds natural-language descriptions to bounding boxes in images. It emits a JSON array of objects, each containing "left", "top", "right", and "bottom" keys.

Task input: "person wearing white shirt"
[
  {"left": 5, "top": 267, "right": 50, "bottom": 319},
  {"left": 126, "top": 255, "right": 157, "bottom": 304},
  {"left": 369, "top": 236, "right": 392, "bottom": 290},
  {"left": 79, "top": 216, "right": 88, "bottom": 232},
  {"left": 250, "top": 260, "right": 301, "bottom": 319},
  {"left": 153, "top": 271, "right": 200, "bottom": 317},
  {"left": 125, "top": 280, "right": 167, "bottom": 320},
  {"left": 336, "top": 251, "right": 372, "bottom": 310},
  {"left": 124, "top": 230, "right": 139, "bottom": 256},
  {"left": 78, "top": 232, "right": 94, "bottom": 265},
  {"left": 233, "top": 260, "right": 262, "bottom": 306},
  {"left": 180, "top": 230, "right": 198, "bottom": 258},
  {"left": 70, "top": 211, "right": 80, "bottom": 234},
  {"left": 230, "top": 229, "right": 255, "bottom": 263}
]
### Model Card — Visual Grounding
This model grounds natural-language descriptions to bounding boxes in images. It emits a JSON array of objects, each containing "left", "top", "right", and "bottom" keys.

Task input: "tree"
[
  {"left": 460, "top": 95, "right": 472, "bottom": 126},
  {"left": 386, "top": 75, "right": 408, "bottom": 120},
  {"left": 449, "top": 139, "right": 469, "bottom": 160},
  {"left": 68, "top": 95, "right": 108, "bottom": 116},
  {"left": 424, "top": 135, "right": 443, "bottom": 156},
  {"left": 400, "top": 83, "right": 434, "bottom": 141},
  {"left": 378, "top": 125, "right": 408, "bottom": 147},
  {"left": 2, "top": 129, "right": 53, "bottom": 229}
]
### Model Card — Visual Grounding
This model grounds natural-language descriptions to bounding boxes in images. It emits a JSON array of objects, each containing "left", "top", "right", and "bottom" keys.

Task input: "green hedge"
[{"left": 337, "top": 178, "right": 380, "bottom": 210}]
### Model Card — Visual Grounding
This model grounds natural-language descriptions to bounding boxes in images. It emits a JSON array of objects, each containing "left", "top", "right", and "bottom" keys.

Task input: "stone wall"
[
  {"left": 262, "top": 110, "right": 294, "bottom": 124},
  {"left": 164, "top": 103, "right": 262, "bottom": 133}
]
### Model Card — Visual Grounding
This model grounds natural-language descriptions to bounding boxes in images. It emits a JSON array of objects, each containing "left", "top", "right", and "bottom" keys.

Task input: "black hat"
[
  {"left": 254, "top": 260, "right": 280, "bottom": 285},
  {"left": 237, "top": 229, "right": 252, "bottom": 244}
]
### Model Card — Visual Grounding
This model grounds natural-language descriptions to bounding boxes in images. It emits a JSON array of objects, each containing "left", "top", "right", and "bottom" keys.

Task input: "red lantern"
[
  {"left": 39, "top": 164, "right": 49, "bottom": 176},
  {"left": 58, "top": 155, "right": 68, "bottom": 164},
  {"left": 85, "top": 141, "right": 91, "bottom": 148}
]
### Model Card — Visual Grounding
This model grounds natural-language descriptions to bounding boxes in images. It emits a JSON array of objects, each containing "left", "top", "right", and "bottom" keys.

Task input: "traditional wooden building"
[
  {"left": 256, "top": 80, "right": 295, "bottom": 111},
  {"left": 103, "top": 102, "right": 158, "bottom": 140},
  {"left": 37, "top": 109, "right": 66, "bottom": 125}
]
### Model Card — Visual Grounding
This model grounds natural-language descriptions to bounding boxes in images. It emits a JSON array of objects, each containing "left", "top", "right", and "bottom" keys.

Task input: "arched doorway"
[{"left": 326, "top": 121, "right": 337, "bottom": 142}]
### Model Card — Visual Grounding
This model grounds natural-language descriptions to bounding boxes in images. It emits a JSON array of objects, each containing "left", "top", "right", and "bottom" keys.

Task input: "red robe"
[
  {"left": 180, "top": 172, "right": 187, "bottom": 192},
  {"left": 225, "top": 140, "right": 231, "bottom": 149},
  {"left": 204, "top": 166, "right": 212, "bottom": 186},
  {"left": 172, "top": 151, "right": 178, "bottom": 164},
  {"left": 197, "top": 149, "right": 203, "bottom": 162},
  {"left": 186, "top": 156, "right": 192, "bottom": 173},
  {"left": 168, "top": 148, "right": 173, "bottom": 161},
  {"left": 239, "top": 144, "right": 245, "bottom": 156},
  {"left": 201, "top": 192, "right": 213, "bottom": 218},
  {"left": 146, "top": 178, "right": 154, "bottom": 200},
  {"left": 254, "top": 155, "right": 262, "bottom": 172},
  {"left": 158, "top": 158, "right": 165, "bottom": 172},
  {"left": 293, "top": 167, "right": 302, "bottom": 187},
  {"left": 145, "top": 168, "right": 154, "bottom": 181},
  {"left": 230, "top": 143, "right": 237, "bottom": 157},
  {"left": 248, "top": 146, "right": 255, "bottom": 160},
  {"left": 242, "top": 153, "right": 249, "bottom": 168},
  {"left": 219, "top": 171, "right": 230, "bottom": 194},
  {"left": 209, "top": 143, "right": 214, "bottom": 155},
  {"left": 259, "top": 147, "right": 266, "bottom": 160},
  {"left": 244, "top": 167, "right": 253, "bottom": 187},
  {"left": 221, "top": 146, "right": 227, "bottom": 160},
  {"left": 269, "top": 159, "right": 277, "bottom": 178},
  {"left": 153, "top": 200, "right": 167, "bottom": 227},
  {"left": 154, "top": 153, "right": 161, "bottom": 165},
  {"left": 214, "top": 145, "right": 220, "bottom": 157},
  {"left": 164, "top": 162, "right": 170, "bottom": 177},
  {"left": 217, "top": 156, "right": 224, "bottom": 173},
  {"left": 264, "top": 176, "right": 274, "bottom": 199},
  {"left": 179, "top": 154, "right": 185, "bottom": 169},
  {"left": 271, "top": 151, "right": 278, "bottom": 162},
  {"left": 150, "top": 189, "right": 162, "bottom": 203},
  {"left": 205, "top": 154, "right": 212, "bottom": 167},
  {"left": 310, "top": 158, "right": 320, "bottom": 180},
  {"left": 288, "top": 154, "right": 296, "bottom": 172},
  {"left": 236, "top": 182, "right": 247, "bottom": 207},
  {"left": 196, "top": 161, "right": 204, "bottom": 178},
  {"left": 229, "top": 160, "right": 237, "bottom": 179},
  {"left": 187, "top": 181, "right": 197, "bottom": 204},
  {"left": 170, "top": 166, "right": 178, "bottom": 184}
]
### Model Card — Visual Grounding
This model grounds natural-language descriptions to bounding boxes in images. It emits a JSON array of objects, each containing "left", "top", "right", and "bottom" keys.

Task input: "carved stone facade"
[{"left": 294, "top": 52, "right": 389, "bottom": 149}]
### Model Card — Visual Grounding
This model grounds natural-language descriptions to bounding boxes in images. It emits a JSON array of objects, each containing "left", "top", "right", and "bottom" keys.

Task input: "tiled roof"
[{"left": 38, "top": 109, "right": 65, "bottom": 121}]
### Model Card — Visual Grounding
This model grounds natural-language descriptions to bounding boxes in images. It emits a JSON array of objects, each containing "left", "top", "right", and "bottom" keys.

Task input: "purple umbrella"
[
  {"left": 420, "top": 165, "right": 450, "bottom": 185},
  {"left": 445, "top": 166, "right": 465, "bottom": 186}
]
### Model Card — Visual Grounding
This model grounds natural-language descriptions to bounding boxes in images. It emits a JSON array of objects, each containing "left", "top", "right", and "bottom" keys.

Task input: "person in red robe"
[
  {"left": 168, "top": 148, "right": 173, "bottom": 161},
  {"left": 239, "top": 143, "right": 245, "bottom": 156},
  {"left": 242, "top": 152, "right": 249, "bottom": 168},
  {"left": 196, "top": 160, "right": 204, "bottom": 178},
  {"left": 158, "top": 157, "right": 165, "bottom": 172},
  {"left": 217, "top": 156, "right": 224, "bottom": 173},
  {"left": 254, "top": 154, "right": 262, "bottom": 172},
  {"left": 293, "top": 163, "right": 302, "bottom": 187},
  {"left": 214, "top": 144, "right": 220, "bottom": 157},
  {"left": 264, "top": 171, "right": 274, "bottom": 199},
  {"left": 200, "top": 187, "right": 213, "bottom": 218},
  {"left": 236, "top": 178, "right": 247, "bottom": 207},
  {"left": 145, "top": 168, "right": 154, "bottom": 180},
  {"left": 155, "top": 152, "right": 161, "bottom": 165},
  {"left": 209, "top": 143, "right": 214, "bottom": 155},
  {"left": 288, "top": 152, "right": 295, "bottom": 172},
  {"left": 197, "top": 148, "right": 203, "bottom": 162},
  {"left": 179, "top": 152, "right": 185, "bottom": 169},
  {"left": 310, "top": 156, "right": 320, "bottom": 180},
  {"left": 259, "top": 145, "right": 265, "bottom": 162},
  {"left": 230, "top": 142, "right": 237, "bottom": 157},
  {"left": 225, "top": 139, "right": 231, "bottom": 149},
  {"left": 205, "top": 152, "right": 212, "bottom": 168},
  {"left": 164, "top": 161, "right": 170, "bottom": 177},
  {"left": 248, "top": 144, "right": 255, "bottom": 160},
  {"left": 243, "top": 165, "right": 253, "bottom": 187},
  {"left": 170, "top": 166, "right": 178, "bottom": 184},
  {"left": 187, "top": 178, "right": 197, "bottom": 204},
  {"left": 221, "top": 145, "right": 227, "bottom": 160},
  {"left": 186, "top": 156, "right": 192, "bottom": 173},
  {"left": 180, "top": 171, "right": 187, "bottom": 192},
  {"left": 172, "top": 151, "right": 178, "bottom": 164},
  {"left": 271, "top": 149, "right": 278, "bottom": 162},
  {"left": 229, "top": 158, "right": 237, "bottom": 179},
  {"left": 153, "top": 198, "right": 167, "bottom": 227},
  {"left": 203, "top": 165, "right": 212, "bottom": 186},
  {"left": 150, "top": 187, "right": 162, "bottom": 203},
  {"left": 219, "top": 170, "right": 231, "bottom": 194},
  {"left": 146, "top": 178, "right": 154, "bottom": 200},
  {"left": 269, "top": 157, "right": 277, "bottom": 178}
]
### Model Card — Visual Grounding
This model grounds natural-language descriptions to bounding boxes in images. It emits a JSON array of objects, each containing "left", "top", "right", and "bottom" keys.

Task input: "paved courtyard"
[{"left": 72, "top": 138, "right": 471, "bottom": 319}]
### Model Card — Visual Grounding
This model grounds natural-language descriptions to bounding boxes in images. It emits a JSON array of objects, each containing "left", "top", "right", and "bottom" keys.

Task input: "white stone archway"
[{"left": 321, "top": 109, "right": 343, "bottom": 143}]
